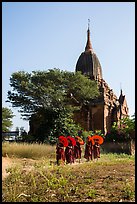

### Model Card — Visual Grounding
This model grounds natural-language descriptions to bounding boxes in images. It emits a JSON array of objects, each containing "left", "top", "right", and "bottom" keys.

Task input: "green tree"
[
  {"left": 2, "top": 107, "right": 14, "bottom": 132},
  {"left": 105, "top": 114, "right": 135, "bottom": 142},
  {"left": 7, "top": 68, "right": 100, "bottom": 142},
  {"left": 112, "top": 114, "right": 135, "bottom": 136}
]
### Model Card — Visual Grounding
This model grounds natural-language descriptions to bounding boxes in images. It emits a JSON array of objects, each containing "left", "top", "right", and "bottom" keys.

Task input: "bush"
[
  {"left": 104, "top": 131, "right": 131, "bottom": 142},
  {"left": 104, "top": 115, "right": 135, "bottom": 142}
]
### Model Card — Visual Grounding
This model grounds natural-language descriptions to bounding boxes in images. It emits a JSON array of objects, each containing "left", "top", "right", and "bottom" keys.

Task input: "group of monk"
[{"left": 56, "top": 134, "right": 103, "bottom": 165}]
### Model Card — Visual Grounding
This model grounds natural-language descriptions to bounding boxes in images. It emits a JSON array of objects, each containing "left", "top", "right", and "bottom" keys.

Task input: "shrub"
[{"left": 105, "top": 115, "right": 135, "bottom": 142}]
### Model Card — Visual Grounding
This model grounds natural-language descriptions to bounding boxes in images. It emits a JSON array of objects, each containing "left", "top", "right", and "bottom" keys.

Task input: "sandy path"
[
  {"left": 2, "top": 157, "right": 38, "bottom": 180},
  {"left": 2, "top": 157, "right": 14, "bottom": 180}
]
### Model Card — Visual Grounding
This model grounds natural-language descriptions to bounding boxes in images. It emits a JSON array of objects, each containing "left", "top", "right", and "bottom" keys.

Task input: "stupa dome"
[{"left": 76, "top": 26, "right": 102, "bottom": 80}]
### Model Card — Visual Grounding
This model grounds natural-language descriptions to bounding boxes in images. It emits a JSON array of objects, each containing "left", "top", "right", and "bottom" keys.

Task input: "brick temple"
[
  {"left": 73, "top": 23, "right": 129, "bottom": 135},
  {"left": 29, "top": 23, "right": 129, "bottom": 137}
]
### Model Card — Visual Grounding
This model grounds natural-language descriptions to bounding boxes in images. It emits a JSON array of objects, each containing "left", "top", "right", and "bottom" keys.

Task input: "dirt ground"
[
  {"left": 2, "top": 157, "right": 13, "bottom": 180},
  {"left": 2, "top": 157, "right": 36, "bottom": 180},
  {"left": 2, "top": 156, "right": 135, "bottom": 202}
]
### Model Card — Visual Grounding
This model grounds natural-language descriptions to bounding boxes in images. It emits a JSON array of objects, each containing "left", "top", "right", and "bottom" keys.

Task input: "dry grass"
[
  {"left": 2, "top": 142, "right": 135, "bottom": 202},
  {"left": 2, "top": 142, "right": 56, "bottom": 159}
]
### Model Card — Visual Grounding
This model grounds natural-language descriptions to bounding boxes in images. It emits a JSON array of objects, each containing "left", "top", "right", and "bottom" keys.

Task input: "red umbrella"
[
  {"left": 67, "top": 136, "right": 76, "bottom": 146},
  {"left": 87, "top": 136, "right": 95, "bottom": 145},
  {"left": 75, "top": 136, "right": 84, "bottom": 145},
  {"left": 87, "top": 136, "right": 92, "bottom": 141},
  {"left": 58, "top": 136, "right": 68, "bottom": 147},
  {"left": 91, "top": 135, "right": 104, "bottom": 145}
]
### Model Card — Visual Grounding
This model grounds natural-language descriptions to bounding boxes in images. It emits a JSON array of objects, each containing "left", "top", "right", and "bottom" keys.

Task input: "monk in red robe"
[
  {"left": 84, "top": 136, "right": 93, "bottom": 161},
  {"left": 65, "top": 138, "right": 75, "bottom": 164},
  {"left": 74, "top": 137, "right": 82, "bottom": 162},
  {"left": 56, "top": 142, "right": 65, "bottom": 165},
  {"left": 93, "top": 139, "right": 100, "bottom": 160}
]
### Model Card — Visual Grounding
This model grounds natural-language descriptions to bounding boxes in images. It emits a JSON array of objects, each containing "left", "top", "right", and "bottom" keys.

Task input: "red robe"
[
  {"left": 84, "top": 141, "right": 93, "bottom": 161},
  {"left": 74, "top": 141, "right": 81, "bottom": 160},
  {"left": 93, "top": 142, "right": 100, "bottom": 159},
  {"left": 65, "top": 145, "right": 75, "bottom": 164},
  {"left": 56, "top": 143, "right": 65, "bottom": 165}
]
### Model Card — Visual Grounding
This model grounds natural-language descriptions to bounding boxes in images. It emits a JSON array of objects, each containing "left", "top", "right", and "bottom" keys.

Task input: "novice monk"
[
  {"left": 93, "top": 139, "right": 100, "bottom": 160},
  {"left": 56, "top": 136, "right": 68, "bottom": 165},
  {"left": 74, "top": 138, "right": 81, "bottom": 161},
  {"left": 65, "top": 136, "right": 75, "bottom": 164},
  {"left": 84, "top": 136, "right": 93, "bottom": 161},
  {"left": 74, "top": 136, "right": 84, "bottom": 163},
  {"left": 56, "top": 142, "right": 65, "bottom": 165}
]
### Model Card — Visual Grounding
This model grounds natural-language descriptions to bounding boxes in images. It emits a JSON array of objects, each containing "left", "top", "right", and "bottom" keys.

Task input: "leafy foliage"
[
  {"left": 77, "top": 129, "right": 104, "bottom": 143},
  {"left": 2, "top": 107, "right": 14, "bottom": 132},
  {"left": 7, "top": 69, "right": 100, "bottom": 142},
  {"left": 105, "top": 114, "right": 135, "bottom": 142},
  {"left": 7, "top": 69, "right": 100, "bottom": 116},
  {"left": 112, "top": 115, "right": 135, "bottom": 135}
]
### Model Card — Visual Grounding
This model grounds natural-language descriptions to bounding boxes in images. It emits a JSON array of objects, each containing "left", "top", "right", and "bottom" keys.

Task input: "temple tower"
[{"left": 74, "top": 21, "right": 129, "bottom": 134}]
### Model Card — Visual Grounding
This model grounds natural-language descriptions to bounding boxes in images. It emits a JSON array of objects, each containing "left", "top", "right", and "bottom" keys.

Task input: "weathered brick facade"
[{"left": 74, "top": 26, "right": 129, "bottom": 135}]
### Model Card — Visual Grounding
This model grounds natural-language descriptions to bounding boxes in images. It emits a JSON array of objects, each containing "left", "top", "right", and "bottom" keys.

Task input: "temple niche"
[{"left": 74, "top": 22, "right": 129, "bottom": 135}]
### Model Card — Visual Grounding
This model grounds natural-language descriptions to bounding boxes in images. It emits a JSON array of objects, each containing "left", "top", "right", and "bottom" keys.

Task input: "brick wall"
[{"left": 101, "top": 140, "right": 135, "bottom": 155}]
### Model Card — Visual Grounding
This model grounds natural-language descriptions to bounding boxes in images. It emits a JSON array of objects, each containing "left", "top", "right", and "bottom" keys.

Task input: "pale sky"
[{"left": 2, "top": 2, "right": 135, "bottom": 132}]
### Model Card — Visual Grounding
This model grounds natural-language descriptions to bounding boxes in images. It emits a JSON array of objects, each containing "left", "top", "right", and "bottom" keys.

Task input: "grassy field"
[{"left": 2, "top": 142, "right": 135, "bottom": 202}]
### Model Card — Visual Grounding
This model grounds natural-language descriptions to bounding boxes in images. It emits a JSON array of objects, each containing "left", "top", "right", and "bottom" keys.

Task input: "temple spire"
[
  {"left": 85, "top": 19, "right": 92, "bottom": 52},
  {"left": 88, "top": 18, "right": 90, "bottom": 30},
  {"left": 120, "top": 83, "right": 123, "bottom": 95}
]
